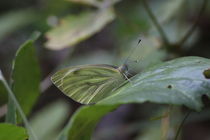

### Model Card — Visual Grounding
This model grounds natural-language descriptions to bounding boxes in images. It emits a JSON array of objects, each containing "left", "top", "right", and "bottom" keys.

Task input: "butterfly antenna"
[{"left": 123, "top": 39, "right": 142, "bottom": 65}]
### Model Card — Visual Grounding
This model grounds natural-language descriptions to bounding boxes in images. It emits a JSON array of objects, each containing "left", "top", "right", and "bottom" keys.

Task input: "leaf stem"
[
  {"left": 142, "top": 0, "right": 170, "bottom": 46},
  {"left": 178, "top": 0, "right": 208, "bottom": 46},
  {"left": 0, "top": 70, "right": 38, "bottom": 140},
  {"left": 174, "top": 111, "right": 191, "bottom": 140}
]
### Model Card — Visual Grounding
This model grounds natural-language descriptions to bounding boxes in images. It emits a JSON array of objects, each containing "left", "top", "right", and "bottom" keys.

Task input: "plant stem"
[
  {"left": 174, "top": 111, "right": 191, "bottom": 140},
  {"left": 5, "top": 96, "right": 16, "bottom": 124},
  {"left": 0, "top": 71, "right": 38, "bottom": 140},
  {"left": 178, "top": 0, "right": 208, "bottom": 46},
  {"left": 142, "top": 0, "right": 170, "bottom": 46}
]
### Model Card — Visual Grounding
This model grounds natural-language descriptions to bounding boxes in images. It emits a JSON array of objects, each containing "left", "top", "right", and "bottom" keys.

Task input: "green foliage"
[
  {"left": 0, "top": 69, "right": 38, "bottom": 140},
  {"left": 45, "top": 8, "right": 115, "bottom": 50},
  {"left": 60, "top": 57, "right": 210, "bottom": 139},
  {"left": 99, "top": 57, "right": 210, "bottom": 111},
  {"left": 0, "top": 123, "right": 28, "bottom": 140},
  {"left": 1, "top": 0, "right": 210, "bottom": 140},
  {"left": 11, "top": 40, "right": 41, "bottom": 118},
  {"left": 58, "top": 105, "right": 118, "bottom": 140}
]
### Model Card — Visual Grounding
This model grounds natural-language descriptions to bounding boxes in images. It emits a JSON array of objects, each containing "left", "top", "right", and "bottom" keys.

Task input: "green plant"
[{"left": 0, "top": 0, "right": 210, "bottom": 140}]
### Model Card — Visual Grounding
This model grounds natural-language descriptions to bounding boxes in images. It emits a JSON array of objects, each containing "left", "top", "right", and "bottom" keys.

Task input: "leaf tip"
[{"left": 30, "top": 31, "right": 41, "bottom": 41}]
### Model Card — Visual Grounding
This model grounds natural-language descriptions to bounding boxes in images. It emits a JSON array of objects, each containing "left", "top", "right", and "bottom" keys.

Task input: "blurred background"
[{"left": 0, "top": 0, "right": 210, "bottom": 139}]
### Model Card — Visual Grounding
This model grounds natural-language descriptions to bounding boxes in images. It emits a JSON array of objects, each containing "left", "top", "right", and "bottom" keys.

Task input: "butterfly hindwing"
[{"left": 51, "top": 64, "right": 125, "bottom": 104}]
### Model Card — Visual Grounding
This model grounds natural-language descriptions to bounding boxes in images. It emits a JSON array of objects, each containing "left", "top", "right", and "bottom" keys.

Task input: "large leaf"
[
  {"left": 45, "top": 8, "right": 115, "bottom": 50},
  {"left": 57, "top": 105, "right": 118, "bottom": 140},
  {"left": 99, "top": 56, "right": 210, "bottom": 111},
  {"left": 0, "top": 123, "right": 28, "bottom": 140},
  {"left": 12, "top": 40, "right": 41, "bottom": 117}
]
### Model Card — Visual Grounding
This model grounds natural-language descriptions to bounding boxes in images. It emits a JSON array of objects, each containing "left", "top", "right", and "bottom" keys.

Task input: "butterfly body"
[{"left": 51, "top": 64, "right": 128, "bottom": 104}]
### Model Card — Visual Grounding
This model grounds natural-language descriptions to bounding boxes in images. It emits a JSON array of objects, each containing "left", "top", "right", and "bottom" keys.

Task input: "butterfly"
[
  {"left": 51, "top": 39, "right": 141, "bottom": 104},
  {"left": 51, "top": 64, "right": 129, "bottom": 104}
]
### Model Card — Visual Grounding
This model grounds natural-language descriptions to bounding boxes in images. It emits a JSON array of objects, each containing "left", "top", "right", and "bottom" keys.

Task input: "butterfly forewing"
[{"left": 51, "top": 64, "right": 126, "bottom": 104}]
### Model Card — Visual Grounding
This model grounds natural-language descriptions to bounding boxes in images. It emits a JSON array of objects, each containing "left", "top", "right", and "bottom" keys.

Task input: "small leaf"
[
  {"left": 0, "top": 123, "right": 28, "bottom": 140},
  {"left": 99, "top": 56, "right": 210, "bottom": 111},
  {"left": 45, "top": 8, "right": 115, "bottom": 50},
  {"left": 58, "top": 105, "right": 118, "bottom": 140},
  {"left": 12, "top": 40, "right": 41, "bottom": 117}
]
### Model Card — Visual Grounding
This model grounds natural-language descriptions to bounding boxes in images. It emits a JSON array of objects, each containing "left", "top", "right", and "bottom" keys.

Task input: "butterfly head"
[{"left": 118, "top": 64, "right": 129, "bottom": 74}]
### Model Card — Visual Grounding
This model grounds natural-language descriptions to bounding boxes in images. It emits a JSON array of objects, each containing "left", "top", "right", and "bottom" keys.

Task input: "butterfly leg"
[{"left": 123, "top": 73, "right": 133, "bottom": 85}]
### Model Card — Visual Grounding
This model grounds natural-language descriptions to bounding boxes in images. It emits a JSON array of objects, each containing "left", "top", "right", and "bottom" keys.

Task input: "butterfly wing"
[{"left": 51, "top": 64, "right": 126, "bottom": 104}]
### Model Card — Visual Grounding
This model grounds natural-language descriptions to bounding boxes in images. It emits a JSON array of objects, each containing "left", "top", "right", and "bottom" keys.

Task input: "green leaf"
[
  {"left": 30, "top": 101, "right": 70, "bottom": 140},
  {"left": 0, "top": 9, "right": 36, "bottom": 39},
  {"left": 0, "top": 123, "right": 28, "bottom": 140},
  {"left": 12, "top": 40, "right": 41, "bottom": 117},
  {"left": 45, "top": 8, "right": 115, "bottom": 50},
  {"left": 0, "top": 69, "right": 38, "bottom": 140},
  {"left": 58, "top": 105, "right": 118, "bottom": 140},
  {"left": 99, "top": 56, "right": 210, "bottom": 111}
]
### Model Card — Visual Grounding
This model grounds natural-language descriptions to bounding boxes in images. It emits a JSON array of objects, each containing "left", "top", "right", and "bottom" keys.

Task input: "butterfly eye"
[{"left": 118, "top": 64, "right": 128, "bottom": 73}]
